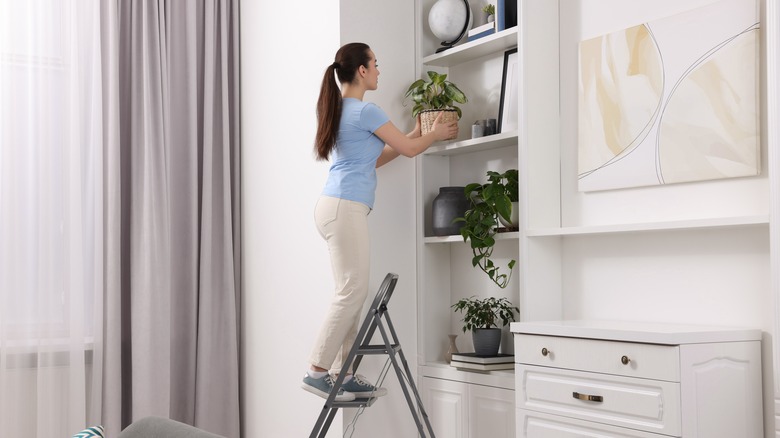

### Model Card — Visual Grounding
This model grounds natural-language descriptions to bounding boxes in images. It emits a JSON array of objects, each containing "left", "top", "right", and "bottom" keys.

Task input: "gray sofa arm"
[{"left": 118, "top": 417, "right": 225, "bottom": 438}]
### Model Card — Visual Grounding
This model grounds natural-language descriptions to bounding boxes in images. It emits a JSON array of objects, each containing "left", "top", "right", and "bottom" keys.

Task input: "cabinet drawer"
[
  {"left": 515, "top": 334, "right": 680, "bottom": 381},
  {"left": 517, "top": 365, "right": 681, "bottom": 436},
  {"left": 518, "top": 409, "right": 666, "bottom": 438}
]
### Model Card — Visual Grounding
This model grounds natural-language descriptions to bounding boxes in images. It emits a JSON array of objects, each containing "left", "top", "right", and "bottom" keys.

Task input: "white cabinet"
[
  {"left": 422, "top": 376, "right": 515, "bottom": 438},
  {"left": 512, "top": 320, "right": 763, "bottom": 437}
]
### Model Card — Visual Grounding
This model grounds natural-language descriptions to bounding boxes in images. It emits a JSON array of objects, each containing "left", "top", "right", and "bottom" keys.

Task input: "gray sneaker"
[
  {"left": 342, "top": 374, "right": 388, "bottom": 398},
  {"left": 301, "top": 373, "right": 356, "bottom": 402}
]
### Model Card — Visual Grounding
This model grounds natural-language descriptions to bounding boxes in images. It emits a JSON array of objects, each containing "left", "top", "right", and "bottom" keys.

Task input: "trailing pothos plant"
[
  {"left": 404, "top": 71, "right": 468, "bottom": 118},
  {"left": 455, "top": 169, "right": 518, "bottom": 289}
]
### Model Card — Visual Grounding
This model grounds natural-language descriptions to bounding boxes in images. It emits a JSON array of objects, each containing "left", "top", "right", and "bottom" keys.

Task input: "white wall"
[
  {"left": 240, "top": 2, "right": 341, "bottom": 437},
  {"left": 559, "top": 0, "right": 768, "bottom": 227},
  {"left": 339, "top": 1, "right": 419, "bottom": 437},
  {"left": 557, "top": 0, "right": 772, "bottom": 344},
  {"left": 241, "top": 1, "right": 419, "bottom": 437}
]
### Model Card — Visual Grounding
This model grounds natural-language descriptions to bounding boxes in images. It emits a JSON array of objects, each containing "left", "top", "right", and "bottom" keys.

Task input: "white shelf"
[
  {"left": 424, "top": 230, "right": 520, "bottom": 244},
  {"left": 419, "top": 362, "right": 515, "bottom": 390},
  {"left": 526, "top": 215, "right": 770, "bottom": 237},
  {"left": 424, "top": 131, "right": 518, "bottom": 156},
  {"left": 422, "top": 28, "right": 518, "bottom": 67}
]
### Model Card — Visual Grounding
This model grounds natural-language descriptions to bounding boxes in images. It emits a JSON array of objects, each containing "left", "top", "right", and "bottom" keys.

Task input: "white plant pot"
[{"left": 498, "top": 201, "right": 519, "bottom": 228}]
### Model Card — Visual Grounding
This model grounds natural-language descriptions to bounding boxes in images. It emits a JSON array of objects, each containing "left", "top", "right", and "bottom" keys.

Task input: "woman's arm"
[
  {"left": 374, "top": 112, "right": 458, "bottom": 167},
  {"left": 376, "top": 117, "right": 421, "bottom": 168},
  {"left": 375, "top": 145, "right": 401, "bottom": 169}
]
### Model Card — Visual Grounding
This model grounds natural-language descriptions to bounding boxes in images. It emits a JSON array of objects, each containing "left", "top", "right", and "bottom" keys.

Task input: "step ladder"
[{"left": 308, "top": 273, "right": 436, "bottom": 438}]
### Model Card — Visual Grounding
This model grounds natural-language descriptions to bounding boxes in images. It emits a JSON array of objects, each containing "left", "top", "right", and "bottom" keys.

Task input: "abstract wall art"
[{"left": 578, "top": 0, "right": 760, "bottom": 192}]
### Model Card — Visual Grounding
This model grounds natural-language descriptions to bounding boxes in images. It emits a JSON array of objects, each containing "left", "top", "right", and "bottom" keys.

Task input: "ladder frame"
[{"left": 308, "top": 273, "right": 435, "bottom": 438}]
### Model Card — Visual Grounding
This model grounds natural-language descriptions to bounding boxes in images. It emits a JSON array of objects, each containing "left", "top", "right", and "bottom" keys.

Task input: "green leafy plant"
[
  {"left": 451, "top": 296, "right": 518, "bottom": 332},
  {"left": 455, "top": 169, "right": 518, "bottom": 288},
  {"left": 482, "top": 4, "right": 495, "bottom": 15},
  {"left": 404, "top": 71, "right": 468, "bottom": 119}
]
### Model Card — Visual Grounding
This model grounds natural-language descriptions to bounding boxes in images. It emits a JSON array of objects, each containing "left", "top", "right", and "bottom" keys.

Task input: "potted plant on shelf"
[
  {"left": 404, "top": 70, "right": 467, "bottom": 140},
  {"left": 452, "top": 296, "right": 519, "bottom": 356},
  {"left": 482, "top": 3, "right": 495, "bottom": 23},
  {"left": 455, "top": 169, "right": 519, "bottom": 289}
]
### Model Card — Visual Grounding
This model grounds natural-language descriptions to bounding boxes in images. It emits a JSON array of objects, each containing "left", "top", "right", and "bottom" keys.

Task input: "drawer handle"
[
  {"left": 621, "top": 355, "right": 631, "bottom": 365},
  {"left": 541, "top": 347, "right": 551, "bottom": 357},
  {"left": 572, "top": 392, "right": 603, "bottom": 403}
]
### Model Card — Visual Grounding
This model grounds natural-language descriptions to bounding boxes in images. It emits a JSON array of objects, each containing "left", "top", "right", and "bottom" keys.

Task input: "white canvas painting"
[{"left": 578, "top": 0, "right": 760, "bottom": 192}]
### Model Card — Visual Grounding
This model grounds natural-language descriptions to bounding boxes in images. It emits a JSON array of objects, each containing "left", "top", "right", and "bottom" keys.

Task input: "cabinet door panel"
[
  {"left": 679, "top": 342, "right": 763, "bottom": 438},
  {"left": 518, "top": 409, "right": 665, "bottom": 438},
  {"left": 469, "top": 384, "right": 515, "bottom": 438},
  {"left": 422, "top": 377, "right": 468, "bottom": 438}
]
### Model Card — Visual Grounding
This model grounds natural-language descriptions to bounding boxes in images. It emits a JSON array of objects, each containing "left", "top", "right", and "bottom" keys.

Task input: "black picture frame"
[{"left": 497, "top": 48, "right": 518, "bottom": 134}]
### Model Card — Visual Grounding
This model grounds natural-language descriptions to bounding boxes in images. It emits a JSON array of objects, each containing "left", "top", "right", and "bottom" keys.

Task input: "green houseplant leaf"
[
  {"left": 455, "top": 169, "right": 519, "bottom": 289},
  {"left": 404, "top": 71, "right": 468, "bottom": 119}
]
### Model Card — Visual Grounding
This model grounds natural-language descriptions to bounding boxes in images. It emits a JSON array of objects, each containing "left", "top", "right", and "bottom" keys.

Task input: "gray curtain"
[{"left": 97, "top": 1, "right": 241, "bottom": 437}]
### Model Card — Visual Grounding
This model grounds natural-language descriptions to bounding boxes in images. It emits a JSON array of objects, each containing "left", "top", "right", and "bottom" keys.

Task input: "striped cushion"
[{"left": 72, "top": 425, "right": 105, "bottom": 438}]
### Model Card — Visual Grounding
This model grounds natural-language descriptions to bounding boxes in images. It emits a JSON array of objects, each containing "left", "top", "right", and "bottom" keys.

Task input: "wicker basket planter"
[{"left": 420, "top": 109, "right": 459, "bottom": 140}]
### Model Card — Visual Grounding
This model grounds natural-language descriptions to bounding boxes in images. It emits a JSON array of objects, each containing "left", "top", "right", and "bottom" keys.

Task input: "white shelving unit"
[
  {"left": 412, "top": 0, "right": 780, "bottom": 436},
  {"left": 414, "top": 3, "right": 559, "bottom": 436},
  {"left": 414, "top": 0, "right": 560, "bottom": 394}
]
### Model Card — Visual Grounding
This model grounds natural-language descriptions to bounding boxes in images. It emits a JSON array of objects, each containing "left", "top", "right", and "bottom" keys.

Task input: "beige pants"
[{"left": 309, "top": 196, "right": 370, "bottom": 373}]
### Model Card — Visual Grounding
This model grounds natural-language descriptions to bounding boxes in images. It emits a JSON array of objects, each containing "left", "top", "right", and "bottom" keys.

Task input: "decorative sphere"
[{"left": 428, "top": 0, "right": 470, "bottom": 42}]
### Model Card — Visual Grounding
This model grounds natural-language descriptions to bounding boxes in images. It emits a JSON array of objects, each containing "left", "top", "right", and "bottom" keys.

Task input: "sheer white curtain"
[{"left": 0, "top": 0, "right": 106, "bottom": 436}]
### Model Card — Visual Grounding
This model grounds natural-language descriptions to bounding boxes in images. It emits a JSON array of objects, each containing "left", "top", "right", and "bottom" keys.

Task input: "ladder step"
[
  {"left": 356, "top": 344, "right": 401, "bottom": 355},
  {"left": 330, "top": 396, "right": 379, "bottom": 408}
]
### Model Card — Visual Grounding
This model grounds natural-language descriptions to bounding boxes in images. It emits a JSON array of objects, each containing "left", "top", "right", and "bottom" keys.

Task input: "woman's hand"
[
  {"left": 409, "top": 115, "right": 422, "bottom": 138},
  {"left": 431, "top": 111, "right": 458, "bottom": 141},
  {"left": 374, "top": 112, "right": 458, "bottom": 161}
]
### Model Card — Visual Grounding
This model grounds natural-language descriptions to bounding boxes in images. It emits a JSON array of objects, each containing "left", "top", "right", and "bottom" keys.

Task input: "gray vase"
[
  {"left": 431, "top": 186, "right": 470, "bottom": 236},
  {"left": 472, "top": 328, "right": 502, "bottom": 356}
]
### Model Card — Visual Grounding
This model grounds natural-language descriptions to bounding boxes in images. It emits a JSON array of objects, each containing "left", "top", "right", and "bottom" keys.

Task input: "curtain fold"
[
  {"left": 0, "top": 1, "right": 105, "bottom": 436},
  {"left": 1, "top": 1, "right": 240, "bottom": 435},
  {"left": 100, "top": 1, "right": 242, "bottom": 437}
]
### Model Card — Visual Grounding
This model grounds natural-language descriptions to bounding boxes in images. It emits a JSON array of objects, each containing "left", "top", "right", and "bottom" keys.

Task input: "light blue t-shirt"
[{"left": 322, "top": 98, "right": 390, "bottom": 209}]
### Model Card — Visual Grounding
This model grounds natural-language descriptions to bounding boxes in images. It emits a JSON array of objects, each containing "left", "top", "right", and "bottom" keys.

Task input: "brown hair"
[{"left": 314, "top": 42, "right": 372, "bottom": 160}]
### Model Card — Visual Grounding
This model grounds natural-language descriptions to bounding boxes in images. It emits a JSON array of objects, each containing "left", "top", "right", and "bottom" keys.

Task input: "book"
[
  {"left": 496, "top": 0, "right": 517, "bottom": 32},
  {"left": 451, "top": 353, "right": 514, "bottom": 364},
  {"left": 468, "top": 22, "right": 495, "bottom": 38},
  {"left": 467, "top": 27, "right": 495, "bottom": 42},
  {"left": 451, "top": 360, "right": 515, "bottom": 372}
]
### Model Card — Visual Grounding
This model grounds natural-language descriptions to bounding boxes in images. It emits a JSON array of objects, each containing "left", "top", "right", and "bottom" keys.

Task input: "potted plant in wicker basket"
[{"left": 404, "top": 70, "right": 467, "bottom": 140}]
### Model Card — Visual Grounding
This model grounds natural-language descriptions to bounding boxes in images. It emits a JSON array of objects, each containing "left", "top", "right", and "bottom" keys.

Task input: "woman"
[{"left": 302, "top": 42, "right": 458, "bottom": 402}]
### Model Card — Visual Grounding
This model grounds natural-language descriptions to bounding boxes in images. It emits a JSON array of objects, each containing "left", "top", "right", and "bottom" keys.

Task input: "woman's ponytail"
[
  {"left": 313, "top": 43, "right": 371, "bottom": 161},
  {"left": 314, "top": 63, "right": 342, "bottom": 160}
]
